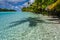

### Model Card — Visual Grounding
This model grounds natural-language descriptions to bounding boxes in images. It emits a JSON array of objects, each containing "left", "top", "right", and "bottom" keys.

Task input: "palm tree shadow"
[
  {"left": 9, "top": 17, "right": 39, "bottom": 27},
  {"left": 47, "top": 18, "right": 60, "bottom": 24},
  {"left": 9, "top": 17, "right": 59, "bottom": 28}
]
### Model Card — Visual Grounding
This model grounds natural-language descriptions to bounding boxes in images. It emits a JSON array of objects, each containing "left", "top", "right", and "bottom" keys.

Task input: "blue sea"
[{"left": 0, "top": 12, "right": 42, "bottom": 40}]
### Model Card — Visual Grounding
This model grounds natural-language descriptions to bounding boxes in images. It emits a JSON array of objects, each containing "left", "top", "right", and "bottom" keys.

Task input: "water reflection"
[{"left": 9, "top": 17, "right": 59, "bottom": 27}]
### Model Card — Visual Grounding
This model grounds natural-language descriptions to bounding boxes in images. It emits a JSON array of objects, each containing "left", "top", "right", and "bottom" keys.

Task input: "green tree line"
[
  {"left": 0, "top": 8, "right": 16, "bottom": 12},
  {"left": 22, "top": 0, "right": 60, "bottom": 14}
]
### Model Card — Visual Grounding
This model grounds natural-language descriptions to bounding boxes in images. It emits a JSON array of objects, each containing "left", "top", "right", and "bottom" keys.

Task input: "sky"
[{"left": 0, "top": 0, "right": 34, "bottom": 11}]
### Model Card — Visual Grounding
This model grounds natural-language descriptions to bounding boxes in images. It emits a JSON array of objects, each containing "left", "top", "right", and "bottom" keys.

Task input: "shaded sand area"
[{"left": 0, "top": 12, "right": 60, "bottom": 40}]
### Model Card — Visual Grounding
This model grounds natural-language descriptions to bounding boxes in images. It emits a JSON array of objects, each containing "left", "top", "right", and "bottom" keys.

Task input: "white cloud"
[
  {"left": 7, "top": 0, "right": 26, "bottom": 2},
  {"left": 29, "top": 0, "right": 35, "bottom": 4},
  {"left": 0, "top": 0, "right": 35, "bottom": 11},
  {"left": 22, "top": 0, "right": 34, "bottom": 7},
  {"left": 22, "top": 2, "right": 28, "bottom": 6}
]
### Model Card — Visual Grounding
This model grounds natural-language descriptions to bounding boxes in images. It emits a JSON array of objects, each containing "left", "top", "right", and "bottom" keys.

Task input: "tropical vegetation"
[{"left": 22, "top": 0, "right": 60, "bottom": 15}]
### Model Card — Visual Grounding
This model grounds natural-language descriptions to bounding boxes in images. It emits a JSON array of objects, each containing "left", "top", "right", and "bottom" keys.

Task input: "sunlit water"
[
  {"left": 0, "top": 12, "right": 42, "bottom": 40},
  {"left": 0, "top": 12, "right": 60, "bottom": 40}
]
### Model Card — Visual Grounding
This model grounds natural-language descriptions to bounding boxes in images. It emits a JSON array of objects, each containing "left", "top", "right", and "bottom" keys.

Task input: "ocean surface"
[
  {"left": 0, "top": 12, "right": 42, "bottom": 40},
  {"left": 0, "top": 12, "right": 60, "bottom": 40}
]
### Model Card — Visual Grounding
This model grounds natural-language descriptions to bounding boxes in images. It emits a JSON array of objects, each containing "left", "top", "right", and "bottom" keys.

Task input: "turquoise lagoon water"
[
  {"left": 0, "top": 12, "right": 43, "bottom": 40},
  {"left": 0, "top": 12, "right": 60, "bottom": 40}
]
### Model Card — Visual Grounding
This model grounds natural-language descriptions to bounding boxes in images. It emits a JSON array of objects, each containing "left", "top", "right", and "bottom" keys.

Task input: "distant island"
[{"left": 0, "top": 8, "right": 16, "bottom": 12}]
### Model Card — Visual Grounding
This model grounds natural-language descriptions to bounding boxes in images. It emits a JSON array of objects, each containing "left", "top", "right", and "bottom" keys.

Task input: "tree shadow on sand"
[{"left": 9, "top": 17, "right": 59, "bottom": 28}]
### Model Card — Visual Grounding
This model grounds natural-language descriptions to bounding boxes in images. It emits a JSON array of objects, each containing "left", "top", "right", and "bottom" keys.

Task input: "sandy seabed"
[{"left": 0, "top": 12, "right": 60, "bottom": 40}]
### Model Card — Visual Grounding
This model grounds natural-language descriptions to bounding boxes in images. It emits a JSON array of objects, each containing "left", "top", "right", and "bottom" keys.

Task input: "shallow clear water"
[
  {"left": 0, "top": 12, "right": 41, "bottom": 40},
  {"left": 0, "top": 12, "right": 60, "bottom": 40}
]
